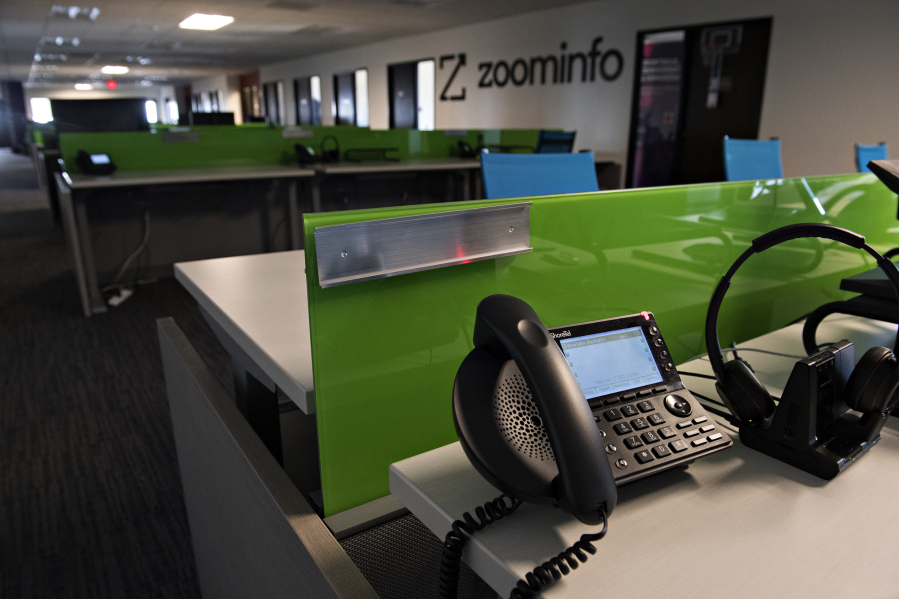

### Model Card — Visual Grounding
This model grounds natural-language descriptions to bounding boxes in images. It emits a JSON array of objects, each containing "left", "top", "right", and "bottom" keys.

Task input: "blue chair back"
[
  {"left": 722, "top": 136, "right": 784, "bottom": 181},
  {"left": 481, "top": 153, "right": 599, "bottom": 199},
  {"left": 536, "top": 130, "right": 576, "bottom": 153},
  {"left": 856, "top": 143, "right": 888, "bottom": 173}
]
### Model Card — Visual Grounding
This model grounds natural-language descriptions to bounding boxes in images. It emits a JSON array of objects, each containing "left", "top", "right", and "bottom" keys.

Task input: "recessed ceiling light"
[
  {"left": 74, "top": 83, "right": 93, "bottom": 90},
  {"left": 101, "top": 65, "right": 129, "bottom": 74},
  {"left": 179, "top": 14, "right": 234, "bottom": 30}
]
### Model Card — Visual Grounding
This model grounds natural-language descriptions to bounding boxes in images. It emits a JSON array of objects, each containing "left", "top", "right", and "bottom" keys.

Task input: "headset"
[
  {"left": 320, "top": 135, "right": 340, "bottom": 163},
  {"left": 705, "top": 223, "right": 899, "bottom": 426}
]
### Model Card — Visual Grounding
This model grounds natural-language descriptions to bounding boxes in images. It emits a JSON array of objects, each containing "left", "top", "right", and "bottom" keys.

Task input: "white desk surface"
[
  {"left": 317, "top": 158, "right": 482, "bottom": 175},
  {"left": 174, "top": 250, "right": 314, "bottom": 412},
  {"left": 65, "top": 164, "right": 315, "bottom": 189},
  {"left": 390, "top": 315, "right": 899, "bottom": 598}
]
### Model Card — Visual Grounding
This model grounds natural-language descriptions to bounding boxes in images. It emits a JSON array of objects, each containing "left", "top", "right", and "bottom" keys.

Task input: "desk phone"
[{"left": 548, "top": 311, "right": 733, "bottom": 483}]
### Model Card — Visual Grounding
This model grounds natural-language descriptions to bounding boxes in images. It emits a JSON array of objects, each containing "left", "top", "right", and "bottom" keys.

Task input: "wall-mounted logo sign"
[{"left": 439, "top": 37, "right": 623, "bottom": 102}]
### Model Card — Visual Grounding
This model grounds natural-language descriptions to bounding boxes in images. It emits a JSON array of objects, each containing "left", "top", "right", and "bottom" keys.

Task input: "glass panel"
[
  {"left": 303, "top": 173, "right": 899, "bottom": 516},
  {"left": 355, "top": 69, "right": 369, "bottom": 127},
  {"left": 416, "top": 59, "right": 435, "bottom": 131},
  {"left": 29, "top": 97, "right": 53, "bottom": 123},
  {"left": 144, "top": 100, "right": 158, "bottom": 124}
]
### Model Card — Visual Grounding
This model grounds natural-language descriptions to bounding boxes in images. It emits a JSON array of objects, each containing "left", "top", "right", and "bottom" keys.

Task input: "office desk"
[
  {"left": 309, "top": 158, "right": 482, "bottom": 211},
  {"left": 56, "top": 165, "right": 315, "bottom": 317},
  {"left": 389, "top": 315, "right": 899, "bottom": 598}
]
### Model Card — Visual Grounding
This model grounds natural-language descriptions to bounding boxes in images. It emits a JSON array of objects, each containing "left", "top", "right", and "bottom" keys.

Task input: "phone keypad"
[{"left": 592, "top": 394, "right": 732, "bottom": 482}]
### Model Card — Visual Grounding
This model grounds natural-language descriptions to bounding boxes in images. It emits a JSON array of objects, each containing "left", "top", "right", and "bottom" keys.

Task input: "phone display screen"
[
  {"left": 558, "top": 326, "right": 662, "bottom": 400},
  {"left": 90, "top": 154, "right": 111, "bottom": 164}
]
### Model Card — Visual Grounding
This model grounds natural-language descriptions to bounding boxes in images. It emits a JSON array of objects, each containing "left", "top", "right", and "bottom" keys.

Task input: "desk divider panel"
[
  {"left": 57, "top": 127, "right": 542, "bottom": 173},
  {"left": 302, "top": 173, "right": 897, "bottom": 516}
]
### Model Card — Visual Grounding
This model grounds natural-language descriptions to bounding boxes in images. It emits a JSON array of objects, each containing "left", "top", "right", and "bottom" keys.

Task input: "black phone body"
[
  {"left": 548, "top": 312, "right": 732, "bottom": 484},
  {"left": 75, "top": 150, "right": 116, "bottom": 175}
]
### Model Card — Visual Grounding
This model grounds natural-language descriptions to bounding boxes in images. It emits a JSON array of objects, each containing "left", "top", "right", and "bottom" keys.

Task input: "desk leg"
[
  {"left": 56, "top": 176, "right": 92, "bottom": 317},
  {"left": 233, "top": 359, "right": 283, "bottom": 465},
  {"left": 311, "top": 173, "right": 323, "bottom": 213},
  {"left": 73, "top": 192, "right": 107, "bottom": 314},
  {"left": 288, "top": 180, "right": 301, "bottom": 250},
  {"left": 461, "top": 170, "right": 471, "bottom": 203}
]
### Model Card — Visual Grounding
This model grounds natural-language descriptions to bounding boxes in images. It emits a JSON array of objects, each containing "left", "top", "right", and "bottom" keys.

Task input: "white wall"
[{"left": 259, "top": 0, "right": 899, "bottom": 179}]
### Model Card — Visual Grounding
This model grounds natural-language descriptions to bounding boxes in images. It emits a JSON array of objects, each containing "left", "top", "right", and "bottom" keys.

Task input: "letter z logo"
[{"left": 439, "top": 53, "right": 466, "bottom": 101}]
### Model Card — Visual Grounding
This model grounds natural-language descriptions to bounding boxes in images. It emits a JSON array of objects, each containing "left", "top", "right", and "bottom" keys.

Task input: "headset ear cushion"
[
  {"left": 717, "top": 360, "right": 776, "bottom": 425},
  {"left": 845, "top": 347, "right": 899, "bottom": 413}
]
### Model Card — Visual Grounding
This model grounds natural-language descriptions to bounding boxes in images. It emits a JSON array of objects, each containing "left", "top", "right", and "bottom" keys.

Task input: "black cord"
[
  {"left": 439, "top": 496, "right": 610, "bottom": 599},
  {"left": 439, "top": 494, "right": 522, "bottom": 599},
  {"left": 510, "top": 509, "right": 608, "bottom": 599}
]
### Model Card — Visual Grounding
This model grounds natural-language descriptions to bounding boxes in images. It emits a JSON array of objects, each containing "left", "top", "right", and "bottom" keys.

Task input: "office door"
[
  {"left": 626, "top": 17, "right": 772, "bottom": 187},
  {"left": 334, "top": 72, "right": 356, "bottom": 126},
  {"left": 389, "top": 61, "right": 417, "bottom": 129}
]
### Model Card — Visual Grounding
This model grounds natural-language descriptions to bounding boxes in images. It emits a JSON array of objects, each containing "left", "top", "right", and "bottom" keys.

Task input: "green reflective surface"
[{"left": 306, "top": 173, "right": 897, "bottom": 516}]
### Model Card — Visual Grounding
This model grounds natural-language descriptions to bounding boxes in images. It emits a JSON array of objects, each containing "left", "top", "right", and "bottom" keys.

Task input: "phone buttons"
[
  {"left": 658, "top": 426, "right": 676, "bottom": 439},
  {"left": 647, "top": 413, "right": 665, "bottom": 426},
  {"left": 621, "top": 404, "right": 639, "bottom": 417},
  {"left": 652, "top": 445, "right": 671, "bottom": 459},
  {"left": 669, "top": 439, "right": 689, "bottom": 453},
  {"left": 684, "top": 429, "right": 700, "bottom": 438},
  {"left": 603, "top": 408, "right": 623, "bottom": 421},
  {"left": 637, "top": 400, "right": 655, "bottom": 413},
  {"left": 664, "top": 394, "right": 692, "bottom": 417},
  {"left": 634, "top": 449, "right": 654, "bottom": 464},
  {"left": 614, "top": 422, "right": 634, "bottom": 435},
  {"left": 615, "top": 458, "right": 628, "bottom": 469},
  {"left": 605, "top": 444, "right": 617, "bottom": 454},
  {"left": 623, "top": 436, "right": 643, "bottom": 450},
  {"left": 641, "top": 430, "right": 660, "bottom": 444},
  {"left": 708, "top": 433, "right": 723, "bottom": 442},
  {"left": 691, "top": 438, "right": 708, "bottom": 447},
  {"left": 630, "top": 417, "right": 649, "bottom": 430},
  {"left": 649, "top": 326, "right": 659, "bottom": 336}
]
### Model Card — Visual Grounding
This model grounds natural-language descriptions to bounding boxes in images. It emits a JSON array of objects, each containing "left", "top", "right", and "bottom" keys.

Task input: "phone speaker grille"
[{"left": 494, "top": 373, "right": 554, "bottom": 461}]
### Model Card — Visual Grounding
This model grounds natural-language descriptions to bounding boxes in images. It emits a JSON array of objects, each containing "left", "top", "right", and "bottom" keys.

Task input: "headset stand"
[{"left": 739, "top": 340, "right": 888, "bottom": 480}]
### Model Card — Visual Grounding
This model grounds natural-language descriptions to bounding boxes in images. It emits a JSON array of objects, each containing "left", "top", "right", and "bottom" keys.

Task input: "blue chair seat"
[
  {"left": 723, "top": 136, "right": 783, "bottom": 181},
  {"left": 480, "top": 153, "right": 599, "bottom": 199},
  {"left": 856, "top": 143, "right": 888, "bottom": 173}
]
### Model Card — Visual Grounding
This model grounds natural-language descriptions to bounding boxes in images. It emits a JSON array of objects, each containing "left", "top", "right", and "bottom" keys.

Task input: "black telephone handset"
[
  {"left": 295, "top": 144, "right": 319, "bottom": 165},
  {"left": 458, "top": 140, "right": 477, "bottom": 158},
  {"left": 453, "top": 294, "right": 617, "bottom": 525}
]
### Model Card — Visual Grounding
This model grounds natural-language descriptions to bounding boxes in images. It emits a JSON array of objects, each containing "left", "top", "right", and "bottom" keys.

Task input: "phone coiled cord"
[
  {"left": 510, "top": 508, "right": 608, "bottom": 598},
  {"left": 439, "top": 494, "right": 522, "bottom": 599}
]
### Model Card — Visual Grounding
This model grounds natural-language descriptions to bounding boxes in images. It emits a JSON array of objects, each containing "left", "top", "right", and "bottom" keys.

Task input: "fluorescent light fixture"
[
  {"left": 101, "top": 65, "right": 129, "bottom": 74},
  {"left": 74, "top": 83, "right": 93, "bottom": 90},
  {"left": 179, "top": 13, "right": 234, "bottom": 30}
]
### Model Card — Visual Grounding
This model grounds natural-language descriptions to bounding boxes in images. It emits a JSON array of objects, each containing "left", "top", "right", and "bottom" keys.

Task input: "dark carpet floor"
[{"left": 0, "top": 150, "right": 232, "bottom": 598}]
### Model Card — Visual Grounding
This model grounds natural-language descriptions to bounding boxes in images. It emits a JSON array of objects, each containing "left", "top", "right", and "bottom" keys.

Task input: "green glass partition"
[
  {"left": 57, "top": 127, "right": 542, "bottom": 173},
  {"left": 303, "top": 173, "right": 898, "bottom": 516}
]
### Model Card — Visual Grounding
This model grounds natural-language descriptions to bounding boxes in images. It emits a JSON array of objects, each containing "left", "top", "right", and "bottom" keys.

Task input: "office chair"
[
  {"left": 856, "top": 143, "right": 888, "bottom": 173},
  {"left": 722, "top": 136, "right": 784, "bottom": 181},
  {"left": 535, "top": 130, "right": 576, "bottom": 153},
  {"left": 480, "top": 153, "right": 599, "bottom": 199}
]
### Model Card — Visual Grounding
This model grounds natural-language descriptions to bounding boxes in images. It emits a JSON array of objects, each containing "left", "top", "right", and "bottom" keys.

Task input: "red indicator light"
[
  {"left": 106, "top": 80, "right": 117, "bottom": 90},
  {"left": 641, "top": 311, "right": 650, "bottom": 320}
]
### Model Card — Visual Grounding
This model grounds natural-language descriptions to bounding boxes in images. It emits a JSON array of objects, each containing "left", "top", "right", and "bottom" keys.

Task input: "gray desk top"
[
  {"left": 390, "top": 315, "right": 899, "bottom": 598},
  {"left": 317, "top": 158, "right": 482, "bottom": 175},
  {"left": 174, "top": 250, "right": 314, "bottom": 412},
  {"left": 64, "top": 164, "right": 315, "bottom": 189}
]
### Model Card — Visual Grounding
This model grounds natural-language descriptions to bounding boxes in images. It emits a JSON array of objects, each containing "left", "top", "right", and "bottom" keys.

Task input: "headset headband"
[{"left": 705, "top": 223, "right": 899, "bottom": 376}]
